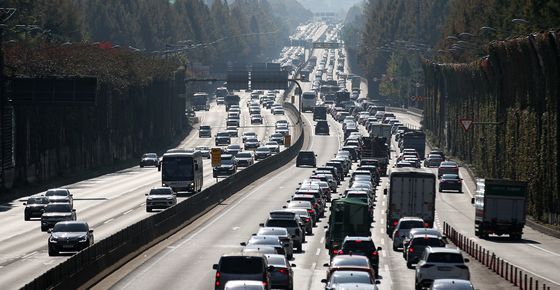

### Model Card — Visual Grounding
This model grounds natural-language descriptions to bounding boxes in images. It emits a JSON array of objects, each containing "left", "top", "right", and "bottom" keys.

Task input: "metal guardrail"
[
  {"left": 443, "top": 222, "right": 556, "bottom": 290},
  {"left": 22, "top": 104, "right": 306, "bottom": 290}
]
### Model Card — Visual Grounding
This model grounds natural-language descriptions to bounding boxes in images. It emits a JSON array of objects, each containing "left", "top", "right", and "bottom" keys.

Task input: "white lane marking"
[
  {"left": 311, "top": 262, "right": 317, "bottom": 270},
  {"left": 120, "top": 164, "right": 295, "bottom": 290},
  {"left": 123, "top": 210, "right": 133, "bottom": 215},
  {"left": 22, "top": 251, "right": 37, "bottom": 259},
  {"left": 232, "top": 227, "right": 240, "bottom": 231},
  {"left": 380, "top": 218, "right": 385, "bottom": 225},
  {"left": 380, "top": 239, "right": 385, "bottom": 245},
  {"left": 381, "top": 201, "right": 386, "bottom": 207},
  {"left": 384, "top": 264, "right": 389, "bottom": 271},
  {"left": 380, "top": 228, "right": 384, "bottom": 234},
  {"left": 315, "top": 248, "right": 321, "bottom": 256},
  {"left": 382, "top": 250, "right": 386, "bottom": 257},
  {"left": 320, "top": 237, "right": 325, "bottom": 244},
  {"left": 528, "top": 244, "right": 560, "bottom": 257},
  {"left": 104, "top": 218, "right": 114, "bottom": 224}
]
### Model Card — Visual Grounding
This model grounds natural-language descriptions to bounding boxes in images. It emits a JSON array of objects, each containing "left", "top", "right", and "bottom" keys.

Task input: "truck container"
[
  {"left": 384, "top": 168, "right": 436, "bottom": 236},
  {"left": 351, "top": 76, "right": 361, "bottom": 91},
  {"left": 472, "top": 179, "right": 528, "bottom": 240},
  {"left": 313, "top": 106, "right": 327, "bottom": 121},
  {"left": 224, "top": 94, "right": 240, "bottom": 111},
  {"left": 361, "top": 137, "right": 389, "bottom": 176},
  {"left": 369, "top": 123, "right": 392, "bottom": 139},
  {"left": 192, "top": 92, "right": 209, "bottom": 111},
  {"left": 335, "top": 89, "right": 350, "bottom": 106},
  {"left": 325, "top": 197, "right": 372, "bottom": 254},
  {"left": 400, "top": 130, "right": 426, "bottom": 158}
]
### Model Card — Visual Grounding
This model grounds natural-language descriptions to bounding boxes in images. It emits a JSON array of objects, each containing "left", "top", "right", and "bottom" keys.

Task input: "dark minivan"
[
  {"left": 296, "top": 151, "right": 317, "bottom": 167},
  {"left": 314, "top": 120, "right": 329, "bottom": 135},
  {"left": 213, "top": 253, "right": 273, "bottom": 290}
]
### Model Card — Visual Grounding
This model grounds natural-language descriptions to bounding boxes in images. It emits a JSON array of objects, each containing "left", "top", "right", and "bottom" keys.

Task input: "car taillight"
[
  {"left": 305, "top": 218, "right": 310, "bottom": 222},
  {"left": 372, "top": 251, "right": 378, "bottom": 256},
  {"left": 393, "top": 220, "right": 398, "bottom": 226},
  {"left": 337, "top": 250, "right": 343, "bottom": 255},
  {"left": 215, "top": 272, "right": 220, "bottom": 286},
  {"left": 332, "top": 249, "right": 339, "bottom": 255},
  {"left": 409, "top": 247, "right": 414, "bottom": 253},
  {"left": 308, "top": 209, "right": 315, "bottom": 214},
  {"left": 278, "top": 268, "right": 289, "bottom": 275}
]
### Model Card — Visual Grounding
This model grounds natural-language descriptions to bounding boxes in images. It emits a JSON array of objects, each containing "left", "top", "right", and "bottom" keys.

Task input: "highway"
[{"left": 91, "top": 24, "right": 525, "bottom": 290}]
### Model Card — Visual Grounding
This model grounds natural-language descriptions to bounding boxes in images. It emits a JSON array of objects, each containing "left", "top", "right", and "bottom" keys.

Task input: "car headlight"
[
  {"left": 166, "top": 196, "right": 173, "bottom": 200},
  {"left": 49, "top": 236, "right": 58, "bottom": 243},
  {"left": 147, "top": 196, "right": 153, "bottom": 200},
  {"left": 79, "top": 235, "right": 88, "bottom": 242}
]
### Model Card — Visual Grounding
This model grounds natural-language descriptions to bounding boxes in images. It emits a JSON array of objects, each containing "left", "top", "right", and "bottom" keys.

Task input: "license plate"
[
  {"left": 437, "top": 266, "right": 452, "bottom": 271},
  {"left": 63, "top": 244, "right": 74, "bottom": 249}
]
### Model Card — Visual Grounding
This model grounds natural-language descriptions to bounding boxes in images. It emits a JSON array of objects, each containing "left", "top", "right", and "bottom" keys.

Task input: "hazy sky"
[{"left": 297, "top": 0, "right": 363, "bottom": 13}]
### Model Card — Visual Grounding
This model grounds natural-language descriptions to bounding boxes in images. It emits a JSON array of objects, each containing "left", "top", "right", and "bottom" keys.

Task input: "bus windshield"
[{"left": 162, "top": 157, "right": 194, "bottom": 181}]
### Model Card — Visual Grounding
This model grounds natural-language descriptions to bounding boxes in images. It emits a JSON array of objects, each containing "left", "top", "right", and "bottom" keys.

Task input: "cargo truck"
[
  {"left": 192, "top": 92, "right": 209, "bottom": 111},
  {"left": 325, "top": 198, "right": 372, "bottom": 255},
  {"left": 472, "top": 179, "right": 528, "bottom": 240},
  {"left": 384, "top": 168, "right": 436, "bottom": 236},
  {"left": 313, "top": 105, "right": 327, "bottom": 121},
  {"left": 361, "top": 137, "right": 389, "bottom": 176},
  {"left": 369, "top": 123, "right": 392, "bottom": 139},
  {"left": 224, "top": 94, "right": 240, "bottom": 111},
  {"left": 351, "top": 76, "right": 361, "bottom": 91}
]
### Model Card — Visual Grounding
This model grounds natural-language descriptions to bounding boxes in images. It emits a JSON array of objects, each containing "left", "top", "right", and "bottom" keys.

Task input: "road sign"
[
  {"left": 226, "top": 70, "right": 249, "bottom": 90},
  {"left": 313, "top": 42, "right": 340, "bottom": 49},
  {"left": 284, "top": 134, "right": 291, "bottom": 147},
  {"left": 459, "top": 119, "right": 473, "bottom": 132},
  {"left": 211, "top": 148, "right": 221, "bottom": 167}
]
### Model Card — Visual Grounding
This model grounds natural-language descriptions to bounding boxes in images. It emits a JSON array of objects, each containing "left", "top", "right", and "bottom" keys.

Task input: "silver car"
[
  {"left": 145, "top": 187, "right": 177, "bottom": 212},
  {"left": 392, "top": 217, "right": 426, "bottom": 251},
  {"left": 415, "top": 247, "right": 470, "bottom": 290}
]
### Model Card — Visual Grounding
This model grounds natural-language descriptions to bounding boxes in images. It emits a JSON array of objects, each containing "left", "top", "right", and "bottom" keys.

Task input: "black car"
[
  {"left": 213, "top": 154, "right": 237, "bottom": 177},
  {"left": 439, "top": 174, "right": 463, "bottom": 192},
  {"left": 199, "top": 125, "right": 212, "bottom": 138},
  {"left": 24, "top": 196, "right": 49, "bottom": 220},
  {"left": 140, "top": 153, "right": 159, "bottom": 167},
  {"left": 48, "top": 221, "right": 94, "bottom": 256},
  {"left": 314, "top": 120, "right": 329, "bottom": 135},
  {"left": 338, "top": 236, "right": 382, "bottom": 277},
  {"left": 296, "top": 151, "right": 317, "bottom": 167}
]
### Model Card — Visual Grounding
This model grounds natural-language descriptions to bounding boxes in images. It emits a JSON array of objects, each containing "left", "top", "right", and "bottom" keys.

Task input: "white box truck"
[
  {"left": 369, "top": 123, "right": 392, "bottom": 139},
  {"left": 472, "top": 178, "right": 528, "bottom": 240},
  {"left": 384, "top": 168, "right": 436, "bottom": 236}
]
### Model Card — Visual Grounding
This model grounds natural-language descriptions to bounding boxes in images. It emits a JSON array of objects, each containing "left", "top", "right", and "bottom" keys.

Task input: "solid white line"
[
  {"left": 123, "top": 210, "right": 133, "bottom": 215},
  {"left": 380, "top": 228, "right": 385, "bottom": 234},
  {"left": 315, "top": 248, "right": 321, "bottom": 256},
  {"left": 120, "top": 164, "right": 295, "bottom": 290},
  {"left": 528, "top": 244, "right": 560, "bottom": 257},
  {"left": 380, "top": 218, "right": 385, "bottom": 225},
  {"left": 382, "top": 250, "right": 386, "bottom": 257},
  {"left": 320, "top": 237, "right": 325, "bottom": 244},
  {"left": 311, "top": 262, "right": 317, "bottom": 270},
  {"left": 380, "top": 239, "right": 385, "bottom": 245},
  {"left": 104, "top": 218, "right": 114, "bottom": 224}
]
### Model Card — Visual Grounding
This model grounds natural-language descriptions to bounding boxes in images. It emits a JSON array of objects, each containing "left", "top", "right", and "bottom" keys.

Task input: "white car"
[
  {"left": 145, "top": 187, "right": 177, "bottom": 212},
  {"left": 273, "top": 108, "right": 285, "bottom": 115},
  {"left": 236, "top": 151, "right": 255, "bottom": 167},
  {"left": 415, "top": 247, "right": 470, "bottom": 290},
  {"left": 392, "top": 217, "right": 426, "bottom": 251},
  {"left": 195, "top": 146, "right": 210, "bottom": 158},
  {"left": 265, "top": 141, "right": 280, "bottom": 153}
]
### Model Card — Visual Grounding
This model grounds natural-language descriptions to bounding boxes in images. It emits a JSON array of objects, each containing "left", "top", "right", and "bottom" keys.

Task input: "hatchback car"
[
  {"left": 439, "top": 174, "right": 463, "bottom": 192},
  {"left": 315, "top": 120, "right": 330, "bottom": 135},
  {"left": 140, "top": 153, "right": 159, "bottom": 167},
  {"left": 255, "top": 147, "right": 272, "bottom": 160},
  {"left": 47, "top": 221, "right": 94, "bottom": 256},
  {"left": 392, "top": 217, "right": 426, "bottom": 251},
  {"left": 213, "top": 154, "right": 237, "bottom": 177},
  {"left": 415, "top": 247, "right": 470, "bottom": 290},
  {"left": 296, "top": 151, "right": 317, "bottom": 167},
  {"left": 145, "top": 187, "right": 177, "bottom": 212},
  {"left": 24, "top": 196, "right": 50, "bottom": 220},
  {"left": 213, "top": 253, "right": 273, "bottom": 290},
  {"left": 337, "top": 236, "right": 382, "bottom": 276}
]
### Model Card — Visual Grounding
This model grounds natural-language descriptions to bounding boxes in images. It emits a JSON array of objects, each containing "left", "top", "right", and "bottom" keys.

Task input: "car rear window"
[
  {"left": 427, "top": 253, "right": 464, "bottom": 263},
  {"left": 266, "top": 219, "right": 297, "bottom": 227},
  {"left": 400, "top": 220, "right": 425, "bottom": 229},
  {"left": 332, "top": 258, "right": 369, "bottom": 267},
  {"left": 411, "top": 238, "right": 445, "bottom": 247},
  {"left": 53, "top": 223, "right": 87, "bottom": 232},
  {"left": 44, "top": 204, "right": 72, "bottom": 212},
  {"left": 219, "top": 256, "right": 264, "bottom": 274},
  {"left": 342, "top": 240, "right": 375, "bottom": 251}
]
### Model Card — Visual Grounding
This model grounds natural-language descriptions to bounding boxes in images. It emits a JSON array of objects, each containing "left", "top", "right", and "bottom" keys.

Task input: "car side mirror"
[
  {"left": 323, "top": 225, "right": 328, "bottom": 229},
  {"left": 145, "top": 193, "right": 148, "bottom": 196},
  {"left": 69, "top": 194, "right": 73, "bottom": 196},
  {"left": 471, "top": 198, "right": 475, "bottom": 204},
  {"left": 72, "top": 209, "right": 76, "bottom": 212},
  {"left": 89, "top": 229, "right": 94, "bottom": 233},
  {"left": 323, "top": 263, "right": 330, "bottom": 267},
  {"left": 23, "top": 203, "right": 26, "bottom": 205},
  {"left": 375, "top": 280, "right": 381, "bottom": 284},
  {"left": 377, "top": 246, "right": 382, "bottom": 251},
  {"left": 259, "top": 223, "right": 264, "bottom": 227},
  {"left": 321, "top": 279, "right": 327, "bottom": 283},
  {"left": 291, "top": 263, "right": 296, "bottom": 267},
  {"left": 158, "top": 164, "right": 161, "bottom": 172},
  {"left": 47, "top": 229, "right": 52, "bottom": 233},
  {"left": 464, "top": 258, "right": 470, "bottom": 263},
  {"left": 282, "top": 205, "right": 287, "bottom": 209},
  {"left": 212, "top": 264, "right": 218, "bottom": 270},
  {"left": 240, "top": 242, "right": 247, "bottom": 246}
]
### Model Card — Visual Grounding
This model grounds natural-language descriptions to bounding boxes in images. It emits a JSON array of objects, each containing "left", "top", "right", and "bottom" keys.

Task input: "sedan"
[
  {"left": 236, "top": 151, "right": 254, "bottom": 167},
  {"left": 255, "top": 146, "right": 272, "bottom": 160},
  {"left": 250, "top": 114, "right": 263, "bottom": 124},
  {"left": 244, "top": 138, "right": 260, "bottom": 150},
  {"left": 145, "top": 187, "right": 177, "bottom": 212},
  {"left": 24, "top": 196, "right": 49, "bottom": 220},
  {"left": 273, "top": 108, "right": 285, "bottom": 115},
  {"left": 424, "top": 154, "right": 443, "bottom": 167},
  {"left": 48, "top": 221, "right": 94, "bottom": 256},
  {"left": 265, "top": 254, "right": 295, "bottom": 290},
  {"left": 265, "top": 141, "right": 280, "bottom": 154},
  {"left": 140, "top": 153, "right": 159, "bottom": 167},
  {"left": 439, "top": 174, "right": 463, "bottom": 192}
]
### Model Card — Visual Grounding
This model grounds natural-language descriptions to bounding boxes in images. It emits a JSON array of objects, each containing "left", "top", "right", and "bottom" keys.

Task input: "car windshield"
[
  {"left": 258, "top": 228, "right": 287, "bottom": 236},
  {"left": 53, "top": 223, "right": 87, "bottom": 232},
  {"left": 246, "top": 138, "right": 258, "bottom": 143},
  {"left": 28, "top": 197, "right": 49, "bottom": 204},
  {"left": 221, "top": 158, "right": 235, "bottom": 165},
  {"left": 400, "top": 220, "right": 425, "bottom": 230},
  {"left": 427, "top": 253, "right": 464, "bottom": 263},
  {"left": 228, "top": 145, "right": 241, "bottom": 150},
  {"left": 266, "top": 142, "right": 277, "bottom": 146},
  {"left": 217, "top": 132, "right": 230, "bottom": 137},
  {"left": 330, "top": 271, "right": 371, "bottom": 284},
  {"left": 143, "top": 153, "right": 157, "bottom": 158},
  {"left": 200, "top": 126, "right": 210, "bottom": 130},
  {"left": 237, "top": 152, "right": 252, "bottom": 158},
  {"left": 342, "top": 240, "right": 375, "bottom": 252},
  {"left": 44, "top": 204, "right": 72, "bottom": 212},
  {"left": 256, "top": 147, "right": 270, "bottom": 152},
  {"left": 45, "top": 190, "right": 68, "bottom": 197},
  {"left": 332, "top": 257, "right": 369, "bottom": 267},
  {"left": 412, "top": 238, "right": 445, "bottom": 247},
  {"left": 150, "top": 188, "right": 172, "bottom": 195},
  {"left": 219, "top": 256, "right": 264, "bottom": 274},
  {"left": 266, "top": 219, "right": 297, "bottom": 227}
]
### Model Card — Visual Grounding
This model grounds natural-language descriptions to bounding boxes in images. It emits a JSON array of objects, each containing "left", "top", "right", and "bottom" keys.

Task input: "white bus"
[
  {"left": 159, "top": 150, "right": 203, "bottom": 193},
  {"left": 301, "top": 91, "right": 317, "bottom": 112}
]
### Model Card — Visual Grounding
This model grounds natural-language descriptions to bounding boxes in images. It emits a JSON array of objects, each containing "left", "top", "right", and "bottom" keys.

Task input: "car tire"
[
  {"left": 407, "top": 261, "right": 413, "bottom": 269},
  {"left": 146, "top": 207, "right": 152, "bottom": 212},
  {"left": 140, "top": 164, "right": 144, "bottom": 168},
  {"left": 297, "top": 243, "right": 303, "bottom": 253},
  {"left": 24, "top": 214, "right": 30, "bottom": 221},
  {"left": 41, "top": 225, "right": 48, "bottom": 232}
]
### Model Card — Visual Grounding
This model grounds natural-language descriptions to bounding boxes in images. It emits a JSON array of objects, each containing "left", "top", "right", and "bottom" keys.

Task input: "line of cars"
[{"left": 23, "top": 188, "right": 94, "bottom": 256}]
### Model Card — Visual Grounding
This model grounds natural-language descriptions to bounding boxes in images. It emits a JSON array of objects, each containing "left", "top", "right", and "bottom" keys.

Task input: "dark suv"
[
  {"left": 337, "top": 236, "right": 382, "bottom": 277},
  {"left": 296, "top": 151, "right": 317, "bottom": 167},
  {"left": 48, "top": 221, "right": 93, "bottom": 256},
  {"left": 24, "top": 196, "right": 49, "bottom": 220},
  {"left": 41, "top": 203, "right": 77, "bottom": 231},
  {"left": 199, "top": 125, "right": 212, "bottom": 138},
  {"left": 212, "top": 253, "right": 273, "bottom": 290},
  {"left": 315, "top": 120, "right": 329, "bottom": 135}
]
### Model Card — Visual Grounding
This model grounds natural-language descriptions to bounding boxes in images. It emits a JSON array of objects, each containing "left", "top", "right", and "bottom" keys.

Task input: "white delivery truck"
[
  {"left": 369, "top": 123, "right": 392, "bottom": 139},
  {"left": 384, "top": 168, "right": 436, "bottom": 236}
]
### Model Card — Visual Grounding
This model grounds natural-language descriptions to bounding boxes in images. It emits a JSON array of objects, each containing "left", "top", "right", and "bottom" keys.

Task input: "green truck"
[
  {"left": 325, "top": 197, "right": 372, "bottom": 255},
  {"left": 472, "top": 179, "right": 528, "bottom": 240}
]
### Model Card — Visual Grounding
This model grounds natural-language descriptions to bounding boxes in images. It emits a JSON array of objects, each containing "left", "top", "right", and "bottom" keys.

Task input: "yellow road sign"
[
  {"left": 211, "top": 148, "right": 222, "bottom": 167},
  {"left": 284, "top": 134, "right": 291, "bottom": 147}
]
